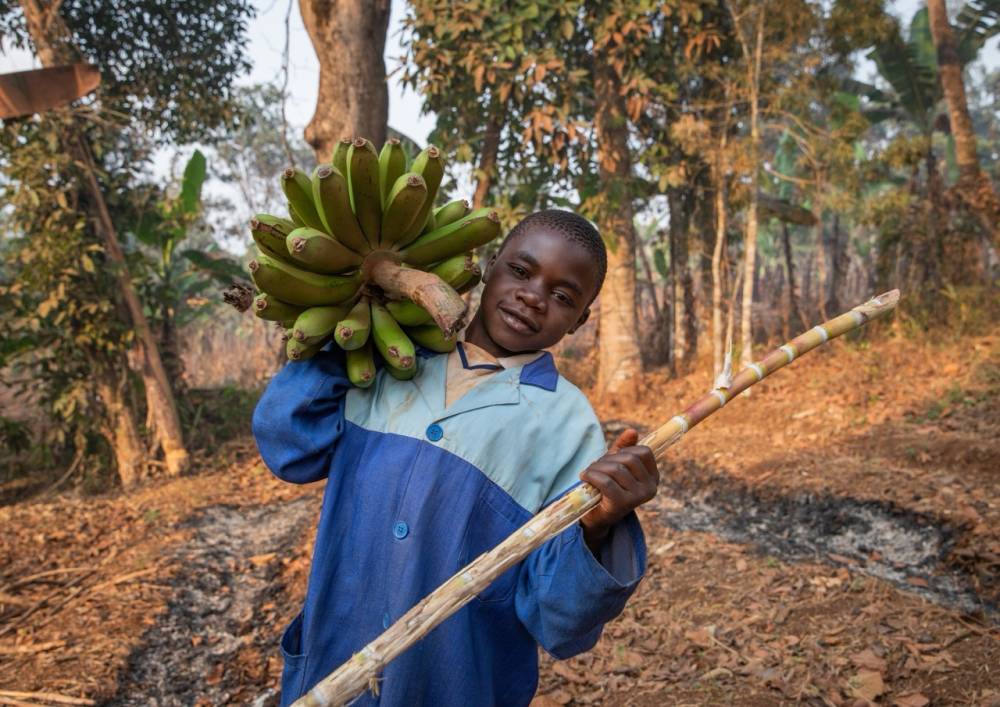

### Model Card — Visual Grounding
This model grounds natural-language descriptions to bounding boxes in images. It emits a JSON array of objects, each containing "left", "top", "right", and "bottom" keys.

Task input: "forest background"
[{"left": 0, "top": 0, "right": 999, "bottom": 704}]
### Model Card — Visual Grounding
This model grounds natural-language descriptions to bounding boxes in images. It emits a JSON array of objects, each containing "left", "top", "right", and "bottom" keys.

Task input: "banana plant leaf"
[
  {"left": 955, "top": 0, "right": 1000, "bottom": 65},
  {"left": 181, "top": 249, "right": 247, "bottom": 284},
  {"left": 180, "top": 149, "right": 206, "bottom": 216}
]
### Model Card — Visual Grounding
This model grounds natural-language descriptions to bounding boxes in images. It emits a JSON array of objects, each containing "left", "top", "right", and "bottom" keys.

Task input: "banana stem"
[
  {"left": 293, "top": 289, "right": 901, "bottom": 707},
  {"left": 366, "top": 255, "right": 468, "bottom": 337}
]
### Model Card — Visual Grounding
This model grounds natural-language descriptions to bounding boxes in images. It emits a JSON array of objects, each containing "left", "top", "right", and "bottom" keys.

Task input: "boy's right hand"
[{"left": 578, "top": 429, "right": 659, "bottom": 549}]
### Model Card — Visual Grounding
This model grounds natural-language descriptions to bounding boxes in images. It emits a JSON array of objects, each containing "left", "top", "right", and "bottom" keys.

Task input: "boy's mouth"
[{"left": 497, "top": 305, "right": 539, "bottom": 334}]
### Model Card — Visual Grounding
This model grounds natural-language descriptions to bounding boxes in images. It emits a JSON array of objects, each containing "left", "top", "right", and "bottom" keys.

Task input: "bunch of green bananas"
[{"left": 247, "top": 137, "right": 501, "bottom": 387}]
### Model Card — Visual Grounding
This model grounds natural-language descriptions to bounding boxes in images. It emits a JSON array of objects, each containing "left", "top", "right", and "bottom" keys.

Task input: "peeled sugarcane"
[{"left": 292, "top": 289, "right": 901, "bottom": 707}]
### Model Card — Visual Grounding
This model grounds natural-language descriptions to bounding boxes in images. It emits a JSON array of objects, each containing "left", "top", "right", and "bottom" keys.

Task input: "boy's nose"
[{"left": 516, "top": 286, "right": 545, "bottom": 311}]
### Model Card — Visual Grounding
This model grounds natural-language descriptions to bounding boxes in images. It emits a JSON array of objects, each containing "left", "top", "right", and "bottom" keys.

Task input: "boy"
[{"left": 253, "top": 209, "right": 659, "bottom": 706}]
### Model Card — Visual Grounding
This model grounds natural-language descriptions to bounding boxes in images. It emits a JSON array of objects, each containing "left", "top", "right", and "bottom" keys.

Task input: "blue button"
[
  {"left": 393, "top": 521, "right": 409, "bottom": 539},
  {"left": 426, "top": 424, "right": 443, "bottom": 441},
  {"left": 382, "top": 612, "right": 391, "bottom": 629}
]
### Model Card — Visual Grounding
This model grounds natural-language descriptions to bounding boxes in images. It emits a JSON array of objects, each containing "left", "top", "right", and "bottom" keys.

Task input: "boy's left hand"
[{"left": 579, "top": 429, "right": 659, "bottom": 550}]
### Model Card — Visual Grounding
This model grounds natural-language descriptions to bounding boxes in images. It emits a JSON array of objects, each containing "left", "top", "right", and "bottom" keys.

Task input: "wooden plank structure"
[
  {"left": 294, "top": 289, "right": 901, "bottom": 706},
  {"left": 0, "top": 63, "right": 99, "bottom": 119}
]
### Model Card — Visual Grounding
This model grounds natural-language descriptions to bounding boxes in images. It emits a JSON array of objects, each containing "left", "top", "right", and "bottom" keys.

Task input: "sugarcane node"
[{"left": 316, "top": 165, "right": 333, "bottom": 179}]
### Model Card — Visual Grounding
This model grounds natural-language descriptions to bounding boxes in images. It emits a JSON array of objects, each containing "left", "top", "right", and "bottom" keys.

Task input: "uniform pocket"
[
  {"left": 460, "top": 486, "right": 523, "bottom": 605},
  {"left": 279, "top": 612, "right": 308, "bottom": 705}
]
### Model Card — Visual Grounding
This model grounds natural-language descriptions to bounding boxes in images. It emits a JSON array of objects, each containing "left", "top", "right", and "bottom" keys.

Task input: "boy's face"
[{"left": 475, "top": 227, "right": 598, "bottom": 355}]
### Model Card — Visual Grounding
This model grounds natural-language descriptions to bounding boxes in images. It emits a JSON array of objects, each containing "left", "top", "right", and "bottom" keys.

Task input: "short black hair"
[{"left": 500, "top": 209, "right": 607, "bottom": 299}]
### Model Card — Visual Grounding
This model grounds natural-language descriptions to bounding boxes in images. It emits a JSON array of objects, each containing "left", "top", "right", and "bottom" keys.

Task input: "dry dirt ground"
[{"left": 1, "top": 327, "right": 998, "bottom": 706}]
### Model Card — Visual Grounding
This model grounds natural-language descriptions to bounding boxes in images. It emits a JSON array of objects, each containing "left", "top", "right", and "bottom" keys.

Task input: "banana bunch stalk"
[{"left": 244, "top": 137, "right": 500, "bottom": 386}]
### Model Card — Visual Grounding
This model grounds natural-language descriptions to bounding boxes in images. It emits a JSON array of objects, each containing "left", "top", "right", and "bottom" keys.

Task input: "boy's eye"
[
  {"left": 554, "top": 291, "right": 573, "bottom": 306},
  {"left": 509, "top": 263, "right": 527, "bottom": 277}
]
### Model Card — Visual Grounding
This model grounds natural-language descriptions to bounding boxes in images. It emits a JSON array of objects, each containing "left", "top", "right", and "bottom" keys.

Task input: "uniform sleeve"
[
  {"left": 251, "top": 347, "right": 352, "bottom": 484},
  {"left": 514, "top": 404, "right": 647, "bottom": 659}
]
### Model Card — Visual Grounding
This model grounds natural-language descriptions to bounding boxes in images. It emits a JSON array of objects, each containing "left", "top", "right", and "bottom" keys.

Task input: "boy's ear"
[
  {"left": 568, "top": 306, "right": 590, "bottom": 334},
  {"left": 483, "top": 253, "right": 498, "bottom": 282}
]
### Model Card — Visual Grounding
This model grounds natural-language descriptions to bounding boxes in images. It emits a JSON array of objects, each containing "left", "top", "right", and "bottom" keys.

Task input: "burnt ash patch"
[
  {"left": 104, "top": 497, "right": 317, "bottom": 706},
  {"left": 655, "top": 461, "right": 996, "bottom": 620}
]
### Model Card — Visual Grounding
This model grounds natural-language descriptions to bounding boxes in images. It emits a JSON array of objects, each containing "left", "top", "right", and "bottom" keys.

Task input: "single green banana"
[
  {"left": 398, "top": 145, "right": 445, "bottom": 246},
  {"left": 419, "top": 210, "right": 437, "bottom": 236},
  {"left": 286, "top": 337, "right": 325, "bottom": 361},
  {"left": 250, "top": 215, "right": 296, "bottom": 261},
  {"left": 346, "top": 339, "right": 377, "bottom": 388},
  {"left": 371, "top": 301, "right": 416, "bottom": 371},
  {"left": 433, "top": 199, "right": 470, "bottom": 230},
  {"left": 335, "top": 298, "right": 372, "bottom": 351},
  {"left": 249, "top": 251, "right": 361, "bottom": 306},
  {"left": 428, "top": 253, "right": 474, "bottom": 287},
  {"left": 385, "top": 299, "right": 433, "bottom": 327},
  {"left": 331, "top": 138, "right": 352, "bottom": 175},
  {"left": 380, "top": 173, "right": 427, "bottom": 248},
  {"left": 282, "top": 168, "right": 325, "bottom": 232},
  {"left": 292, "top": 304, "right": 352, "bottom": 346},
  {"left": 384, "top": 359, "right": 417, "bottom": 381},
  {"left": 253, "top": 292, "right": 306, "bottom": 322},
  {"left": 288, "top": 202, "right": 306, "bottom": 228},
  {"left": 347, "top": 138, "right": 382, "bottom": 245},
  {"left": 399, "top": 209, "right": 501, "bottom": 266},
  {"left": 378, "top": 138, "right": 408, "bottom": 209},
  {"left": 312, "top": 165, "right": 370, "bottom": 255},
  {"left": 405, "top": 324, "right": 457, "bottom": 353},
  {"left": 287, "top": 226, "right": 364, "bottom": 274},
  {"left": 455, "top": 262, "right": 482, "bottom": 294}
]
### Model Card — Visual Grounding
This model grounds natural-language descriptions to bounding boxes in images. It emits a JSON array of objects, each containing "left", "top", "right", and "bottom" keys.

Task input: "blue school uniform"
[{"left": 252, "top": 346, "right": 647, "bottom": 706}]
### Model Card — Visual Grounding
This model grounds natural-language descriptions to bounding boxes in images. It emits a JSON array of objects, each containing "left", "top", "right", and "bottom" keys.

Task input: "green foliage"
[
  {"left": 0, "top": 0, "right": 255, "bottom": 142},
  {"left": 0, "top": 1, "right": 254, "bottom": 481},
  {"left": 0, "top": 112, "right": 135, "bottom": 459}
]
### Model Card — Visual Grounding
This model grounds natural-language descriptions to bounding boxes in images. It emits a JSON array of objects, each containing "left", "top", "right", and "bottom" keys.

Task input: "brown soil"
[{"left": 1, "top": 327, "right": 997, "bottom": 706}]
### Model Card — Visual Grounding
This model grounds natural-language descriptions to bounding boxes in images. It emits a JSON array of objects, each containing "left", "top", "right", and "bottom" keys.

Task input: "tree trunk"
[
  {"left": 473, "top": 109, "right": 504, "bottom": 209},
  {"left": 594, "top": 61, "right": 642, "bottom": 397},
  {"left": 21, "top": 0, "right": 189, "bottom": 475},
  {"left": 737, "top": 7, "right": 764, "bottom": 374},
  {"left": 728, "top": 0, "right": 764, "bottom": 373},
  {"left": 668, "top": 190, "right": 690, "bottom": 368},
  {"left": 927, "top": 0, "right": 1000, "bottom": 246},
  {"left": 711, "top": 118, "right": 728, "bottom": 379},
  {"left": 828, "top": 213, "right": 845, "bottom": 314},
  {"left": 96, "top": 366, "right": 144, "bottom": 490},
  {"left": 300, "top": 0, "right": 391, "bottom": 162},
  {"left": 812, "top": 203, "right": 828, "bottom": 320},
  {"left": 781, "top": 222, "right": 804, "bottom": 335}
]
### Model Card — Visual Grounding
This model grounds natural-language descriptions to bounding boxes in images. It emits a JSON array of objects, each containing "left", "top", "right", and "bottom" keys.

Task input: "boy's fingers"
[
  {"left": 581, "top": 467, "right": 628, "bottom": 505},
  {"left": 624, "top": 445, "right": 659, "bottom": 477},
  {"left": 609, "top": 428, "right": 639, "bottom": 453}
]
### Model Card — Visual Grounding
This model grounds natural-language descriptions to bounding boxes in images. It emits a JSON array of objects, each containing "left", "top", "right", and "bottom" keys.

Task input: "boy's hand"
[{"left": 579, "top": 429, "right": 659, "bottom": 553}]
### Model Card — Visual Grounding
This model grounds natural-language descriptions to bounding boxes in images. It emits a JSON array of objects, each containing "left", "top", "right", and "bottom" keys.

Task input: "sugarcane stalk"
[{"left": 294, "top": 289, "right": 901, "bottom": 707}]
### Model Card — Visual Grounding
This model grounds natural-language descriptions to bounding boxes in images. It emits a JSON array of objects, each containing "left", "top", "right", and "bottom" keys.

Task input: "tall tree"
[
  {"left": 593, "top": 54, "right": 643, "bottom": 395},
  {"left": 1, "top": 0, "right": 253, "bottom": 485},
  {"left": 300, "top": 0, "right": 391, "bottom": 161},
  {"left": 927, "top": 0, "right": 1000, "bottom": 246},
  {"left": 728, "top": 0, "right": 765, "bottom": 373},
  {"left": 16, "top": 0, "right": 188, "bottom": 475}
]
